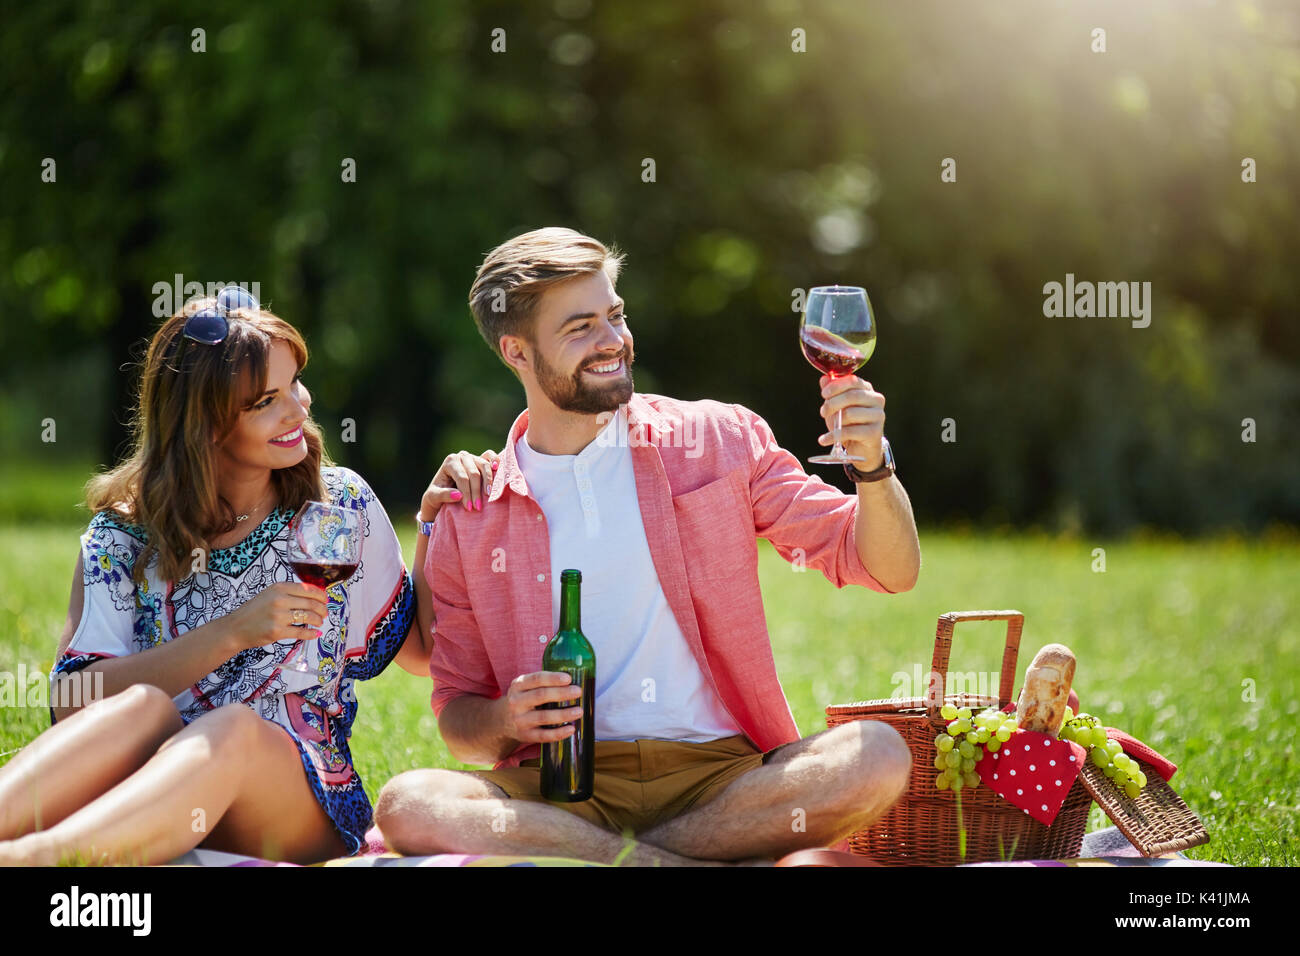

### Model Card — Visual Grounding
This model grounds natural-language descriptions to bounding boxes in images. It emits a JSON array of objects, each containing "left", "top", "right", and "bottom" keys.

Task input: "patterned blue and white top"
[{"left": 52, "top": 466, "right": 416, "bottom": 856}]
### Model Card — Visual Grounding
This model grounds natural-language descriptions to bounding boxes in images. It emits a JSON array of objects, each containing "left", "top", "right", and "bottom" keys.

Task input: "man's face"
[{"left": 516, "top": 271, "right": 635, "bottom": 414}]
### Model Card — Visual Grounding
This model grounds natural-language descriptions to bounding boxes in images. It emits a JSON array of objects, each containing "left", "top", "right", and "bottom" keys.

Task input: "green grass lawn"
[{"left": 2, "top": 520, "right": 1296, "bottom": 865}]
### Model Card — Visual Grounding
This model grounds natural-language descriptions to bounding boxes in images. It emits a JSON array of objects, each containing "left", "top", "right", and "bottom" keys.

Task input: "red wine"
[
  {"left": 800, "top": 324, "right": 874, "bottom": 376},
  {"left": 290, "top": 561, "right": 357, "bottom": 588}
]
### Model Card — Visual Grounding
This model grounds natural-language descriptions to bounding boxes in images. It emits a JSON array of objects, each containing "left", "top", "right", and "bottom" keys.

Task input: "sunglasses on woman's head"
[{"left": 182, "top": 286, "right": 261, "bottom": 346}]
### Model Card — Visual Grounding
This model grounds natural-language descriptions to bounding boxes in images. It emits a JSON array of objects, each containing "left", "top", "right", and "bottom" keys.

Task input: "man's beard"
[{"left": 533, "top": 343, "right": 635, "bottom": 414}]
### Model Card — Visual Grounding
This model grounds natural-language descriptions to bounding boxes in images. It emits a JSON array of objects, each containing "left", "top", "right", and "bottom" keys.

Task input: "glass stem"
[{"left": 833, "top": 406, "right": 846, "bottom": 459}]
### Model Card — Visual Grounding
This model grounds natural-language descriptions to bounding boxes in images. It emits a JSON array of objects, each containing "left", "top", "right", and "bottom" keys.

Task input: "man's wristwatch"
[
  {"left": 415, "top": 512, "right": 436, "bottom": 537},
  {"left": 844, "top": 437, "right": 895, "bottom": 483}
]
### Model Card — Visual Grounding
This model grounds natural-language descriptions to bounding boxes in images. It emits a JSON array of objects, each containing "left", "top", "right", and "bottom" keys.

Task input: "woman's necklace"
[{"left": 234, "top": 487, "right": 277, "bottom": 524}]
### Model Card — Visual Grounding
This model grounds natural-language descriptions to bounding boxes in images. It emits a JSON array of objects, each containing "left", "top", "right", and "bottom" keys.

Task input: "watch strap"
[
  {"left": 844, "top": 461, "right": 893, "bottom": 483},
  {"left": 843, "top": 438, "right": 894, "bottom": 483}
]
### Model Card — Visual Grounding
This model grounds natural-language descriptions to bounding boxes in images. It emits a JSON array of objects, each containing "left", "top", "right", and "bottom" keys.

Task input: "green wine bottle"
[{"left": 540, "top": 569, "right": 596, "bottom": 802}]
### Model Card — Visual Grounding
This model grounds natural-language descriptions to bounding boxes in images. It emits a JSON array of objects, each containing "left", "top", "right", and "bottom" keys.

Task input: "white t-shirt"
[{"left": 515, "top": 407, "right": 744, "bottom": 742}]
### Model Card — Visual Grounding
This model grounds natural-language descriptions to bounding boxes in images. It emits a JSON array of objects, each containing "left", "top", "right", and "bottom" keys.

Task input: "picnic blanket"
[{"left": 164, "top": 825, "right": 1225, "bottom": 867}]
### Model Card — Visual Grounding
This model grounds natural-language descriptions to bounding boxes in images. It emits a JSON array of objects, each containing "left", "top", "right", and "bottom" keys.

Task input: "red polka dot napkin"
[{"left": 977, "top": 731, "right": 1089, "bottom": 825}]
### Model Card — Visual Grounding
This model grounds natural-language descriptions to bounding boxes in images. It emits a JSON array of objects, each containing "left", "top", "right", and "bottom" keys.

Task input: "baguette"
[{"left": 1015, "top": 643, "right": 1076, "bottom": 735}]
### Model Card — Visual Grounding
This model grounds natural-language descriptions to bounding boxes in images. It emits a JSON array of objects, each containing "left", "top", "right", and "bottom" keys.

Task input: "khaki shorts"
[{"left": 474, "top": 735, "right": 767, "bottom": 835}]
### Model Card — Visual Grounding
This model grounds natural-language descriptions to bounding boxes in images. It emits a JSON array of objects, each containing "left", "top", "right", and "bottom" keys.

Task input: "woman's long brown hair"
[{"left": 86, "top": 298, "right": 329, "bottom": 582}]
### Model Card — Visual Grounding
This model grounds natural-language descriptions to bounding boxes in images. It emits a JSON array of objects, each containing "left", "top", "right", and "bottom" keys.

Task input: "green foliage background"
[
  {"left": 2, "top": 0, "right": 1298, "bottom": 530},
  {"left": 2, "top": 2, "right": 1298, "bottom": 866}
]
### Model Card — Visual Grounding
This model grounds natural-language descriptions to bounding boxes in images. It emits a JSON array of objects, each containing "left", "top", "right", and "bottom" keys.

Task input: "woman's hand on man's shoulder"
[{"left": 420, "top": 450, "right": 501, "bottom": 523}]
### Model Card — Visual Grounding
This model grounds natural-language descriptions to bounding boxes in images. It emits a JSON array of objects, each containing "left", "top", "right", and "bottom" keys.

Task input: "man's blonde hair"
[{"left": 468, "top": 227, "right": 625, "bottom": 374}]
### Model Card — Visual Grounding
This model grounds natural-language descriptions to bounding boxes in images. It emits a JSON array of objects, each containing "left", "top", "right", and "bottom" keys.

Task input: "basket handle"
[{"left": 926, "top": 610, "right": 1024, "bottom": 718}]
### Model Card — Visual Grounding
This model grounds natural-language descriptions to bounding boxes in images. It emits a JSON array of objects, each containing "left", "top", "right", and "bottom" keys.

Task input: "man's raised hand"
[{"left": 817, "top": 374, "right": 886, "bottom": 468}]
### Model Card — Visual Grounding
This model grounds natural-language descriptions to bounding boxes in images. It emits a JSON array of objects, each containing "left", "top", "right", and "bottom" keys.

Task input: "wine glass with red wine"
[
  {"left": 281, "top": 502, "right": 361, "bottom": 674},
  {"left": 800, "top": 285, "right": 877, "bottom": 464}
]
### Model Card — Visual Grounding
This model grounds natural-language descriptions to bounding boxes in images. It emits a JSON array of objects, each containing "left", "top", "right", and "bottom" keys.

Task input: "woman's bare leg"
[
  {"left": 0, "top": 703, "right": 345, "bottom": 866},
  {"left": 0, "top": 684, "right": 183, "bottom": 840}
]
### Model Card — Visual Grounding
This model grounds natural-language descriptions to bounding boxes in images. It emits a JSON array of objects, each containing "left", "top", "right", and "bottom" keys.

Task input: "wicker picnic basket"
[{"left": 826, "top": 610, "right": 1093, "bottom": 865}]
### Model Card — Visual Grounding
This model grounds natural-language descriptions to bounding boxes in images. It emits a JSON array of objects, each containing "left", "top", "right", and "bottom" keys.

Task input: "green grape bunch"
[
  {"left": 1057, "top": 707, "right": 1148, "bottom": 799},
  {"left": 931, "top": 703, "right": 1019, "bottom": 792}
]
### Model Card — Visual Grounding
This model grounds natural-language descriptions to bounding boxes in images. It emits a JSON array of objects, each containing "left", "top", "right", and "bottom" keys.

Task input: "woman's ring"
[{"left": 292, "top": 609, "right": 306, "bottom": 624}]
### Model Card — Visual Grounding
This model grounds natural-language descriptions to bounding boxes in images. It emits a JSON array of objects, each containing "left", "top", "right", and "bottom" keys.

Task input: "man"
[{"left": 376, "top": 227, "right": 920, "bottom": 865}]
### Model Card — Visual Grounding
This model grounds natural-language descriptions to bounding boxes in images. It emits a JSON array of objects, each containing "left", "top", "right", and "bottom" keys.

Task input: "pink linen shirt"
[{"left": 425, "top": 392, "right": 893, "bottom": 769}]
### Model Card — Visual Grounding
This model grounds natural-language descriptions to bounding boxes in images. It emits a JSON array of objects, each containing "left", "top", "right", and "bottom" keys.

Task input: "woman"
[{"left": 0, "top": 288, "right": 496, "bottom": 865}]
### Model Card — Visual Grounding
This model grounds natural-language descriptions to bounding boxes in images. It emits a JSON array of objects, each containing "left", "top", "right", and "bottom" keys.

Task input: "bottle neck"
[{"left": 558, "top": 577, "right": 581, "bottom": 631}]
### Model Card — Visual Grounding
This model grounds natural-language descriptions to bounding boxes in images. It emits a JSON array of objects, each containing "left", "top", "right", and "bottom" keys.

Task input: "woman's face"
[{"left": 216, "top": 339, "right": 312, "bottom": 477}]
